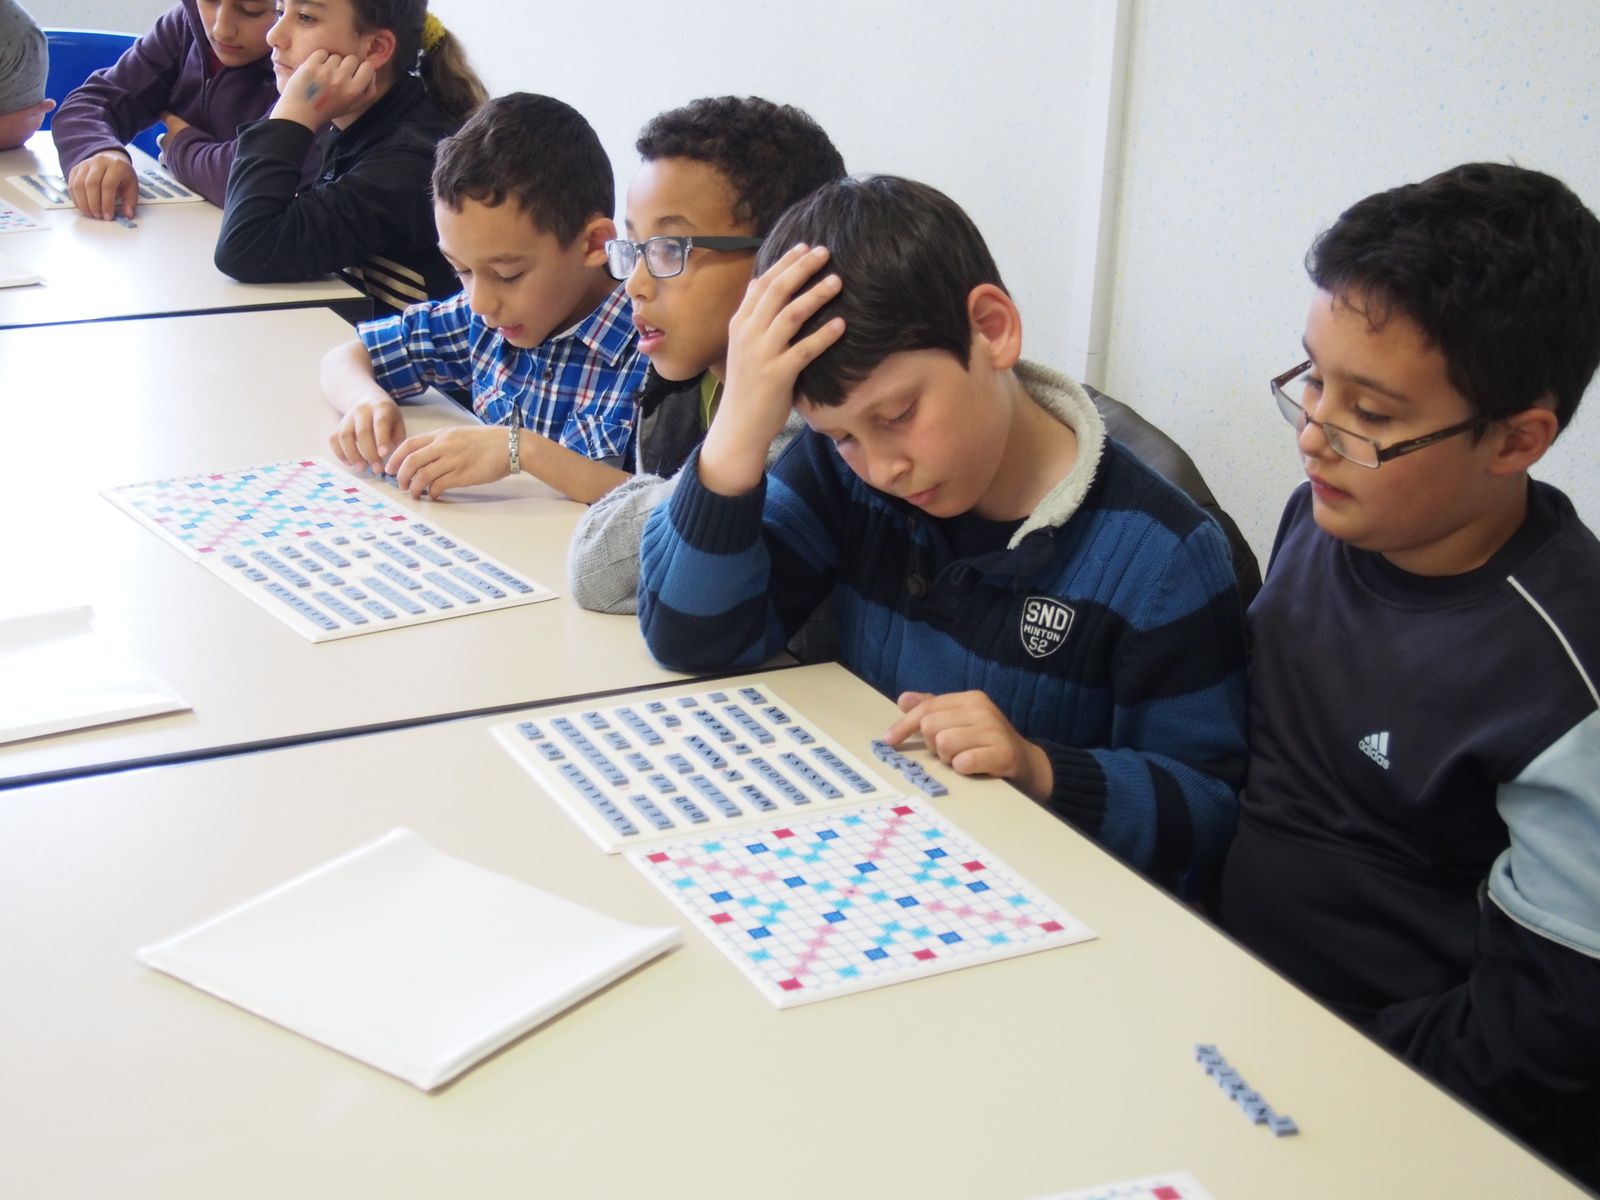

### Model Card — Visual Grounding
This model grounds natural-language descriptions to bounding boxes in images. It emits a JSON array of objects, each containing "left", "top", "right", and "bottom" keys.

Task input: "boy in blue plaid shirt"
[{"left": 321, "top": 93, "right": 647, "bottom": 502}]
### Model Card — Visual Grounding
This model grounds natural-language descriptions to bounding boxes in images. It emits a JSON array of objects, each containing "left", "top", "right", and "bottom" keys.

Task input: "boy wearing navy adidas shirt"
[
  {"left": 1218, "top": 163, "right": 1600, "bottom": 1185},
  {"left": 638, "top": 176, "right": 1249, "bottom": 896}
]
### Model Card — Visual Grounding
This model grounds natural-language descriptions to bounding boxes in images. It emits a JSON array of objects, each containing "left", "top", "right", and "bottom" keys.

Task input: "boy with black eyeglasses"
[
  {"left": 637, "top": 175, "right": 1250, "bottom": 898},
  {"left": 321, "top": 93, "right": 646, "bottom": 502},
  {"left": 567, "top": 95, "right": 844, "bottom": 615},
  {"left": 1218, "top": 163, "right": 1600, "bottom": 1186}
]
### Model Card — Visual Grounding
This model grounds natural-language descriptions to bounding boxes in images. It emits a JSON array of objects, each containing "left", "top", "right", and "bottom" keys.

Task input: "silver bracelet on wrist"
[{"left": 507, "top": 423, "right": 521, "bottom": 475}]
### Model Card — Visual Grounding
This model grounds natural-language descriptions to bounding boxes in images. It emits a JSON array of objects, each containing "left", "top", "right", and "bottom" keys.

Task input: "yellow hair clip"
[{"left": 420, "top": 11, "right": 447, "bottom": 52}]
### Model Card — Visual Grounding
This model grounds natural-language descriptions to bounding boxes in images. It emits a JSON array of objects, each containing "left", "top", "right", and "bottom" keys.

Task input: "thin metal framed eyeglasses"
[
  {"left": 1271, "top": 360, "right": 1491, "bottom": 469},
  {"left": 604, "top": 235, "right": 765, "bottom": 281}
]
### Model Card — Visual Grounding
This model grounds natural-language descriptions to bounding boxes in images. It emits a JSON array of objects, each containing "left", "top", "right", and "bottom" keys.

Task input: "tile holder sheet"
[{"left": 491, "top": 682, "right": 908, "bottom": 853}]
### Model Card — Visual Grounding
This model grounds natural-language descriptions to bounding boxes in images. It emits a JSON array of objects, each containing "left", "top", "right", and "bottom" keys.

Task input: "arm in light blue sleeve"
[{"left": 1370, "top": 709, "right": 1600, "bottom": 1166}]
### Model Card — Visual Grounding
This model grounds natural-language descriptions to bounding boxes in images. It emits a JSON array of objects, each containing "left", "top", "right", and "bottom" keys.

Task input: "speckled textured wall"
[
  {"left": 38, "top": 0, "right": 1591, "bottom": 573},
  {"left": 429, "top": 0, "right": 1096, "bottom": 403},
  {"left": 30, "top": 0, "right": 169, "bottom": 29},
  {"left": 1104, "top": 0, "right": 1600, "bottom": 564}
]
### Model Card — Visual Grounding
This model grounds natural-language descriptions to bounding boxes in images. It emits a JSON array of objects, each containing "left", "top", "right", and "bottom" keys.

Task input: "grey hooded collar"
[{"left": 1008, "top": 360, "right": 1107, "bottom": 548}]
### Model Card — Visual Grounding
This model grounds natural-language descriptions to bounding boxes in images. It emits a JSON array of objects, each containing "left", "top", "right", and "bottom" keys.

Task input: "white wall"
[
  {"left": 31, "top": 0, "right": 168, "bottom": 29},
  {"left": 38, "top": 0, "right": 1107, "bottom": 400},
  {"left": 37, "top": 0, "right": 1600, "bottom": 568},
  {"left": 435, "top": 0, "right": 1100, "bottom": 382},
  {"left": 1105, "top": 0, "right": 1600, "bottom": 563}
]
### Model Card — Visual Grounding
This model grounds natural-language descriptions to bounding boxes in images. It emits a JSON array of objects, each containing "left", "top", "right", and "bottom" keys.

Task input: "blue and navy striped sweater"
[{"left": 639, "top": 363, "right": 1248, "bottom": 893}]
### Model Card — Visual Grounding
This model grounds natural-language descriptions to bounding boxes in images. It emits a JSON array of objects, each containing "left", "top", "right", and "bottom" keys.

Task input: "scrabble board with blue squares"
[
  {"left": 629, "top": 797, "right": 1095, "bottom": 1008},
  {"left": 103, "top": 458, "right": 554, "bottom": 642},
  {"left": 491, "top": 682, "right": 962, "bottom": 854}
]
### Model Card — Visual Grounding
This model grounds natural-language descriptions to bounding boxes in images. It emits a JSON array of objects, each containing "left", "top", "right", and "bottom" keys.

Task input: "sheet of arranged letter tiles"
[
  {"left": 103, "top": 458, "right": 554, "bottom": 642},
  {"left": 1034, "top": 1172, "right": 1214, "bottom": 1200},
  {"left": 491, "top": 683, "right": 931, "bottom": 854},
  {"left": 628, "top": 798, "right": 1096, "bottom": 1008},
  {"left": 9, "top": 169, "right": 203, "bottom": 207}
]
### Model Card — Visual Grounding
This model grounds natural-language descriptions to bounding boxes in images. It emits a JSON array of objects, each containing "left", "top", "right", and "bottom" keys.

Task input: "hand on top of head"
[
  {"left": 694, "top": 245, "right": 845, "bottom": 497},
  {"left": 724, "top": 245, "right": 845, "bottom": 437}
]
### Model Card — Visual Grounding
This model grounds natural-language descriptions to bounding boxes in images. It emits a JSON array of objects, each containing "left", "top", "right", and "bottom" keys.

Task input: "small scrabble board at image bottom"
[{"left": 1033, "top": 1170, "right": 1214, "bottom": 1200}]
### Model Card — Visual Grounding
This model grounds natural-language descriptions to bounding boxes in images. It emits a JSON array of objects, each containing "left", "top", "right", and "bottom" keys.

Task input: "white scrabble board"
[
  {"left": 629, "top": 797, "right": 1095, "bottom": 1008},
  {"left": 104, "top": 458, "right": 555, "bottom": 642}
]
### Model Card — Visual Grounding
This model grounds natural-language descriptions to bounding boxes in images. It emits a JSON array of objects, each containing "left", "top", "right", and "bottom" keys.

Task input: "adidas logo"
[{"left": 1358, "top": 731, "right": 1391, "bottom": 770}]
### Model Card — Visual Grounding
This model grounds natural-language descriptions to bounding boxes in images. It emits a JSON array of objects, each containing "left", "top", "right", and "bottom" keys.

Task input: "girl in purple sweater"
[{"left": 53, "top": 0, "right": 280, "bottom": 218}]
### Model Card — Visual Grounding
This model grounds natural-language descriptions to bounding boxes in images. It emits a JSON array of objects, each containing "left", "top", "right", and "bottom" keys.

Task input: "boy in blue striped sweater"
[{"left": 638, "top": 176, "right": 1248, "bottom": 895}]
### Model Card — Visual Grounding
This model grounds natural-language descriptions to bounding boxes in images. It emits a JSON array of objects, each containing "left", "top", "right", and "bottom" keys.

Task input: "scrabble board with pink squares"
[
  {"left": 629, "top": 797, "right": 1095, "bottom": 1007},
  {"left": 1036, "top": 1172, "right": 1214, "bottom": 1200},
  {"left": 494, "top": 683, "right": 1095, "bottom": 1006},
  {"left": 104, "top": 458, "right": 553, "bottom": 642}
]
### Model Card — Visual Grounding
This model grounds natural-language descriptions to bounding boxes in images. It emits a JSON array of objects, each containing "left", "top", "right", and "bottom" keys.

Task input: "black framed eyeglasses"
[
  {"left": 1271, "top": 360, "right": 1491, "bottom": 469},
  {"left": 605, "top": 235, "right": 764, "bottom": 281}
]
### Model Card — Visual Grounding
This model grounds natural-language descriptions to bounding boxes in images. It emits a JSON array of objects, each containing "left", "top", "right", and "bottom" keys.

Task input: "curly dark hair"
[
  {"left": 432, "top": 93, "right": 612, "bottom": 245},
  {"left": 755, "top": 175, "right": 1007, "bottom": 408},
  {"left": 636, "top": 96, "right": 845, "bottom": 234},
  {"left": 1308, "top": 162, "right": 1600, "bottom": 431}
]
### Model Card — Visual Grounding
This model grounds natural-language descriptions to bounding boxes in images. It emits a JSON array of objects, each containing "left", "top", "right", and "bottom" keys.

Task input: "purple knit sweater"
[{"left": 50, "top": 0, "right": 279, "bottom": 204}]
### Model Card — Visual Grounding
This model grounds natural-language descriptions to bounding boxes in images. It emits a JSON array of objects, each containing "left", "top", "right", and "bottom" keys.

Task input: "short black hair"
[
  {"left": 756, "top": 175, "right": 1006, "bottom": 407},
  {"left": 432, "top": 93, "right": 612, "bottom": 245},
  {"left": 1308, "top": 162, "right": 1600, "bottom": 431},
  {"left": 636, "top": 96, "right": 845, "bottom": 234}
]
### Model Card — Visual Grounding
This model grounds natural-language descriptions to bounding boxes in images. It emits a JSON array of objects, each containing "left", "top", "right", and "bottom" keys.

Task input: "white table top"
[
  {"left": 0, "top": 307, "right": 688, "bottom": 786},
  {"left": 0, "top": 132, "right": 360, "bottom": 328},
  {"left": 0, "top": 663, "right": 1583, "bottom": 1200}
]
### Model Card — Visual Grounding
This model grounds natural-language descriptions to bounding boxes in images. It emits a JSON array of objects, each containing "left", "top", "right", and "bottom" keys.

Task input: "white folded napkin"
[
  {"left": 139, "top": 828, "right": 679, "bottom": 1090},
  {"left": 0, "top": 605, "right": 187, "bottom": 744}
]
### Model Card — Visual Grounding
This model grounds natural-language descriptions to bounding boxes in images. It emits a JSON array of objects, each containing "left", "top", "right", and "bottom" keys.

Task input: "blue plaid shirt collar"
[{"left": 524, "top": 284, "right": 635, "bottom": 365}]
